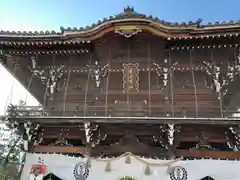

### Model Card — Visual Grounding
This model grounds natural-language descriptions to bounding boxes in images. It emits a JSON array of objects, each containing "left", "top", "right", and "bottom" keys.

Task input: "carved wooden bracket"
[
  {"left": 91, "top": 132, "right": 166, "bottom": 157},
  {"left": 114, "top": 26, "right": 142, "bottom": 38},
  {"left": 86, "top": 123, "right": 107, "bottom": 147},
  {"left": 192, "top": 131, "right": 214, "bottom": 150},
  {"left": 87, "top": 61, "right": 108, "bottom": 88},
  {"left": 23, "top": 121, "right": 40, "bottom": 145},
  {"left": 203, "top": 57, "right": 240, "bottom": 97},
  {"left": 51, "top": 129, "right": 73, "bottom": 146},
  {"left": 153, "top": 60, "right": 169, "bottom": 88},
  {"left": 153, "top": 60, "right": 178, "bottom": 90},
  {"left": 153, "top": 124, "right": 168, "bottom": 149},
  {"left": 226, "top": 126, "right": 240, "bottom": 151},
  {"left": 172, "top": 125, "right": 181, "bottom": 149},
  {"left": 28, "top": 58, "right": 65, "bottom": 98}
]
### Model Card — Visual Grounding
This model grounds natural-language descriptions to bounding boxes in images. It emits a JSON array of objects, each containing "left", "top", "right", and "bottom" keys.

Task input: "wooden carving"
[
  {"left": 226, "top": 126, "right": 240, "bottom": 151},
  {"left": 86, "top": 123, "right": 107, "bottom": 147},
  {"left": 115, "top": 26, "right": 142, "bottom": 38},
  {"left": 87, "top": 61, "right": 108, "bottom": 88},
  {"left": 193, "top": 132, "right": 214, "bottom": 150},
  {"left": 203, "top": 56, "right": 240, "bottom": 97},
  {"left": 51, "top": 129, "right": 73, "bottom": 146},
  {"left": 29, "top": 56, "right": 65, "bottom": 98},
  {"left": 153, "top": 60, "right": 178, "bottom": 89}
]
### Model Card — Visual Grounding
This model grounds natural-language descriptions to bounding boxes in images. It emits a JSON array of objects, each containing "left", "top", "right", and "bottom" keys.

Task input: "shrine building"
[{"left": 1, "top": 7, "right": 240, "bottom": 180}]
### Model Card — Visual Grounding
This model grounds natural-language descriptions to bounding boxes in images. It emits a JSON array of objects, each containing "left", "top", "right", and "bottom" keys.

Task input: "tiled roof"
[{"left": 0, "top": 7, "right": 239, "bottom": 37}]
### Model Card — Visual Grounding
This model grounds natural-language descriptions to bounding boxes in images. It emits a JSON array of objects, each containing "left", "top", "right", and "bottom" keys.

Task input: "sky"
[
  {"left": 1, "top": 0, "right": 240, "bottom": 31},
  {"left": 0, "top": 0, "right": 240, "bottom": 115}
]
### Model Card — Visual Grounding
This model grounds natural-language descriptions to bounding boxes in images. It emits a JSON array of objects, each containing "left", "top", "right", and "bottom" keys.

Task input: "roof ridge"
[{"left": 0, "top": 7, "right": 240, "bottom": 36}]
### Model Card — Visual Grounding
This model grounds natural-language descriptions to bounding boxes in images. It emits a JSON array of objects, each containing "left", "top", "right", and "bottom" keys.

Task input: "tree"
[
  {"left": 0, "top": 130, "right": 23, "bottom": 180},
  {"left": 0, "top": 163, "right": 18, "bottom": 180}
]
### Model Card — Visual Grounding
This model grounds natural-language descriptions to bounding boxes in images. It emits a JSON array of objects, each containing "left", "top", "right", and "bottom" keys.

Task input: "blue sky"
[
  {"left": 0, "top": 0, "right": 240, "bottom": 115},
  {"left": 1, "top": 0, "right": 240, "bottom": 31}
]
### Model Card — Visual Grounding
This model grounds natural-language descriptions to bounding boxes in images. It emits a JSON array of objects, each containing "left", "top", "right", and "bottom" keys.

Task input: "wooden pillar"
[{"left": 167, "top": 145, "right": 175, "bottom": 160}]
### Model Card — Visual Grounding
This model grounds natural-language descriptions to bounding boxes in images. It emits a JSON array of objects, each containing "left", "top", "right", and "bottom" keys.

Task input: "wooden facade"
[{"left": 1, "top": 7, "right": 240, "bottom": 159}]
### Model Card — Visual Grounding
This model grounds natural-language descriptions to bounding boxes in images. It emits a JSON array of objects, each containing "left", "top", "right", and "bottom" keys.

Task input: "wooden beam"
[
  {"left": 31, "top": 146, "right": 240, "bottom": 159},
  {"left": 175, "top": 149, "right": 240, "bottom": 159},
  {"left": 180, "top": 136, "right": 225, "bottom": 143},
  {"left": 42, "top": 127, "right": 84, "bottom": 132},
  {"left": 41, "top": 135, "right": 85, "bottom": 139},
  {"left": 42, "top": 125, "right": 84, "bottom": 128},
  {"left": 7, "top": 116, "right": 240, "bottom": 125},
  {"left": 31, "top": 145, "right": 87, "bottom": 154}
]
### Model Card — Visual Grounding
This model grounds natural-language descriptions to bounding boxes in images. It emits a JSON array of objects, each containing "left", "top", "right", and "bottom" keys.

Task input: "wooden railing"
[{"left": 6, "top": 105, "right": 240, "bottom": 119}]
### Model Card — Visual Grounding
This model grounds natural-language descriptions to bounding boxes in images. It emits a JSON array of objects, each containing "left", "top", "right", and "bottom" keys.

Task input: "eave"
[
  {"left": 0, "top": 40, "right": 91, "bottom": 46},
  {"left": 61, "top": 19, "right": 240, "bottom": 40},
  {"left": 0, "top": 39, "right": 92, "bottom": 55}
]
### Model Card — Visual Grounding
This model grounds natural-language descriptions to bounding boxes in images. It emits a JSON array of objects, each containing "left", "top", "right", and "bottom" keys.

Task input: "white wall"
[{"left": 22, "top": 153, "right": 240, "bottom": 180}]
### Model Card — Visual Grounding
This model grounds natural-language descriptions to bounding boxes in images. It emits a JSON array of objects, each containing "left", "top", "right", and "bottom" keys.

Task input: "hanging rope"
[
  {"left": 189, "top": 50, "right": 199, "bottom": 118},
  {"left": 62, "top": 57, "right": 72, "bottom": 115},
  {"left": 4, "top": 56, "right": 19, "bottom": 115}
]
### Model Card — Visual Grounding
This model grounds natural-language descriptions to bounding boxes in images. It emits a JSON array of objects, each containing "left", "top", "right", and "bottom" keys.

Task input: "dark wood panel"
[
  {"left": 175, "top": 149, "right": 240, "bottom": 159},
  {"left": 31, "top": 145, "right": 87, "bottom": 154}
]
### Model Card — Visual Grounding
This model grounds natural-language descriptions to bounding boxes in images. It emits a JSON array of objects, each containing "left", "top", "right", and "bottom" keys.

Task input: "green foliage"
[
  {"left": 0, "top": 132, "right": 24, "bottom": 180},
  {"left": 8, "top": 147, "right": 21, "bottom": 163},
  {"left": 0, "top": 163, "right": 18, "bottom": 180},
  {"left": 3, "top": 136, "right": 22, "bottom": 166},
  {"left": 119, "top": 176, "right": 135, "bottom": 180}
]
